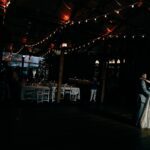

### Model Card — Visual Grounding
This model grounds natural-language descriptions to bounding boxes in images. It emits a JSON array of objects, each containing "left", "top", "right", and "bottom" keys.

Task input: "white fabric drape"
[{"left": 140, "top": 97, "right": 150, "bottom": 129}]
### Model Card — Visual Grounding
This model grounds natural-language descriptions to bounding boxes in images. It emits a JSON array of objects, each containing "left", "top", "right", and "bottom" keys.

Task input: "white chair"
[
  {"left": 70, "top": 88, "right": 80, "bottom": 102},
  {"left": 37, "top": 88, "right": 50, "bottom": 103},
  {"left": 37, "top": 89, "right": 43, "bottom": 103},
  {"left": 64, "top": 88, "right": 71, "bottom": 101},
  {"left": 60, "top": 87, "right": 65, "bottom": 99},
  {"left": 42, "top": 89, "right": 50, "bottom": 103},
  {"left": 51, "top": 87, "right": 56, "bottom": 102}
]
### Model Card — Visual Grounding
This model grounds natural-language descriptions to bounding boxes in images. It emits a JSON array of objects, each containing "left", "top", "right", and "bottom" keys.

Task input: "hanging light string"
[
  {"left": 42, "top": 51, "right": 49, "bottom": 57},
  {"left": 17, "top": 31, "right": 146, "bottom": 57},
  {"left": 69, "top": 33, "right": 146, "bottom": 54},
  {"left": 14, "top": 46, "right": 24, "bottom": 54},
  {"left": 24, "top": 23, "right": 69, "bottom": 48},
  {"left": 41, "top": 32, "right": 146, "bottom": 57},
  {"left": 40, "top": 19, "right": 146, "bottom": 57},
  {"left": 67, "top": 2, "right": 141, "bottom": 25},
  {"left": 114, "top": 0, "right": 122, "bottom": 7},
  {"left": 24, "top": 1, "right": 143, "bottom": 48},
  {"left": 4, "top": 1, "right": 147, "bottom": 58}
]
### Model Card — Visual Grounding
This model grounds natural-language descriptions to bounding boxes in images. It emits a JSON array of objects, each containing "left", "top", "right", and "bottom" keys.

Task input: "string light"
[
  {"left": 42, "top": 33, "right": 146, "bottom": 57},
  {"left": 12, "top": 1, "right": 147, "bottom": 57},
  {"left": 131, "top": 5, "right": 135, "bottom": 8},
  {"left": 104, "top": 14, "right": 107, "bottom": 18},
  {"left": 25, "top": 21, "right": 70, "bottom": 47},
  {"left": 106, "top": 27, "right": 113, "bottom": 33},
  {"left": 85, "top": 19, "right": 88, "bottom": 23},
  {"left": 66, "top": 34, "right": 146, "bottom": 54},
  {"left": 24, "top": 1, "right": 141, "bottom": 48},
  {"left": 114, "top": 10, "right": 120, "bottom": 14},
  {"left": 14, "top": 46, "right": 24, "bottom": 54},
  {"left": 114, "top": 0, "right": 122, "bottom": 7}
]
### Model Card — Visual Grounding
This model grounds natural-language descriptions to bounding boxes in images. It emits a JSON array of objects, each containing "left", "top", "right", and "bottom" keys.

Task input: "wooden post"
[
  {"left": 21, "top": 56, "right": 25, "bottom": 78},
  {"left": 57, "top": 49, "right": 64, "bottom": 103},
  {"left": 0, "top": 24, "right": 3, "bottom": 72},
  {"left": 100, "top": 61, "right": 108, "bottom": 104}
]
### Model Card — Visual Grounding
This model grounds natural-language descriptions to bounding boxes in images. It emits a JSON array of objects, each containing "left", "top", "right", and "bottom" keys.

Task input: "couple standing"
[{"left": 136, "top": 72, "right": 150, "bottom": 128}]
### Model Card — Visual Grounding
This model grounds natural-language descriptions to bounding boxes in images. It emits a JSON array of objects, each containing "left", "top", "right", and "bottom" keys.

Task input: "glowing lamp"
[
  {"left": 0, "top": 0, "right": 10, "bottom": 8},
  {"left": 106, "top": 28, "right": 113, "bottom": 33},
  {"left": 61, "top": 43, "right": 67, "bottom": 48},
  {"left": 63, "top": 14, "right": 70, "bottom": 21},
  {"left": 49, "top": 43, "right": 55, "bottom": 49},
  {"left": 21, "top": 37, "right": 27, "bottom": 44},
  {"left": 95, "top": 60, "right": 100, "bottom": 65}
]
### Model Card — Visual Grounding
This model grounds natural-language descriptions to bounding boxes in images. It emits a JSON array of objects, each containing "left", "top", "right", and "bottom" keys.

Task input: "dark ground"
[{"left": 1, "top": 101, "right": 150, "bottom": 149}]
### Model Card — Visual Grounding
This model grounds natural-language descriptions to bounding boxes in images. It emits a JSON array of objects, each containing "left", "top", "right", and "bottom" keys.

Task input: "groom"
[{"left": 136, "top": 72, "right": 150, "bottom": 126}]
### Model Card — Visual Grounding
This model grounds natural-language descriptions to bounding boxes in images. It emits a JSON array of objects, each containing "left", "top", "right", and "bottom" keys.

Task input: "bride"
[{"left": 138, "top": 73, "right": 150, "bottom": 128}]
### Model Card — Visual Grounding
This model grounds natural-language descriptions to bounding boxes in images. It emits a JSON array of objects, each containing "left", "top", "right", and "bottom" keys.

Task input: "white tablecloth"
[
  {"left": 21, "top": 85, "right": 80, "bottom": 103},
  {"left": 51, "top": 86, "right": 80, "bottom": 102}
]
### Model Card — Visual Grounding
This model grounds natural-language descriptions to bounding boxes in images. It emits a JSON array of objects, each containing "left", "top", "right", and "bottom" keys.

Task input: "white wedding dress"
[{"left": 140, "top": 97, "right": 150, "bottom": 129}]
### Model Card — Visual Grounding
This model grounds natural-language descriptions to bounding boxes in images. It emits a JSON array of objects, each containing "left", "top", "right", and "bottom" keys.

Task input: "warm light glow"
[
  {"left": 137, "top": 1, "right": 143, "bottom": 7},
  {"left": 0, "top": 0, "right": 7, "bottom": 7},
  {"left": 28, "top": 47, "right": 32, "bottom": 52},
  {"left": 60, "top": 2, "right": 72, "bottom": 24},
  {"left": 104, "top": 14, "right": 107, "bottom": 18},
  {"left": 49, "top": 43, "right": 55, "bottom": 49},
  {"left": 131, "top": 5, "right": 134, "bottom": 8},
  {"left": 21, "top": 36, "right": 27, "bottom": 44},
  {"left": 117, "top": 59, "right": 120, "bottom": 64},
  {"left": 63, "top": 14, "right": 70, "bottom": 21},
  {"left": 0, "top": 0, "right": 10, "bottom": 8},
  {"left": 8, "top": 43, "right": 13, "bottom": 51},
  {"left": 123, "top": 59, "right": 125, "bottom": 63},
  {"left": 95, "top": 60, "right": 100, "bottom": 65},
  {"left": 106, "top": 28, "right": 113, "bottom": 33},
  {"left": 106, "top": 26, "right": 117, "bottom": 35},
  {"left": 114, "top": 10, "right": 120, "bottom": 14},
  {"left": 109, "top": 59, "right": 115, "bottom": 64},
  {"left": 61, "top": 43, "right": 67, "bottom": 48},
  {"left": 64, "top": 51, "right": 68, "bottom": 55}
]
